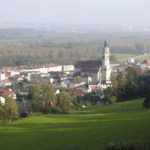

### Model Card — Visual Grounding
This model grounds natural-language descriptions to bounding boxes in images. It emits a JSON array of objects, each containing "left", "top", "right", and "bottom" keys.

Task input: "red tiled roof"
[
  {"left": 91, "top": 86, "right": 102, "bottom": 91},
  {"left": 75, "top": 60, "right": 102, "bottom": 68},
  {"left": 15, "top": 65, "right": 27, "bottom": 69},
  {"left": 45, "top": 64, "right": 58, "bottom": 68},
  {"left": 4, "top": 72, "right": 10, "bottom": 77},
  {"left": 68, "top": 89, "right": 84, "bottom": 97},
  {"left": 112, "top": 67, "right": 118, "bottom": 71},
  {"left": 37, "top": 63, "right": 58, "bottom": 68},
  {"left": 75, "top": 60, "right": 101, "bottom": 73},
  {"left": 0, "top": 88, "right": 15, "bottom": 99},
  {"left": 51, "top": 101, "right": 56, "bottom": 107},
  {"left": 145, "top": 59, "right": 150, "bottom": 66},
  {"left": 13, "top": 75, "right": 21, "bottom": 79},
  {"left": 2, "top": 66, "right": 15, "bottom": 71},
  {"left": 3, "top": 79, "right": 11, "bottom": 84}
]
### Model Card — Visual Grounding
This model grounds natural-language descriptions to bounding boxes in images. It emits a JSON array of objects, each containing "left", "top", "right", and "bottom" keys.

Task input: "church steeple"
[
  {"left": 102, "top": 40, "right": 110, "bottom": 67},
  {"left": 101, "top": 40, "right": 111, "bottom": 85},
  {"left": 104, "top": 40, "right": 109, "bottom": 47}
]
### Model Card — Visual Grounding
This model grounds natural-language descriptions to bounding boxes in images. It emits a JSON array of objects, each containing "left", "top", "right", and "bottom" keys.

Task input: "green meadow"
[
  {"left": 114, "top": 53, "right": 150, "bottom": 62},
  {"left": 0, "top": 98, "right": 150, "bottom": 150},
  {"left": 115, "top": 53, "right": 137, "bottom": 62}
]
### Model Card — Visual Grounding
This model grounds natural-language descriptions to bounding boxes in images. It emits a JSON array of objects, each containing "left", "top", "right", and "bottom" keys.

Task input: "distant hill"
[{"left": 0, "top": 28, "right": 49, "bottom": 38}]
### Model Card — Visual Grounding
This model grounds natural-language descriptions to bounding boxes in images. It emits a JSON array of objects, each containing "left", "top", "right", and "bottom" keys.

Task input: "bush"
[
  {"left": 58, "top": 91, "right": 70, "bottom": 113},
  {"left": 41, "top": 106, "right": 51, "bottom": 114},
  {"left": 107, "top": 144, "right": 135, "bottom": 150},
  {"left": 51, "top": 107, "right": 62, "bottom": 114},
  {"left": 4, "top": 97, "right": 19, "bottom": 120},
  {"left": 0, "top": 106, "right": 9, "bottom": 125},
  {"left": 106, "top": 141, "right": 150, "bottom": 150},
  {"left": 143, "top": 94, "right": 150, "bottom": 108},
  {"left": 109, "top": 96, "right": 117, "bottom": 104},
  {"left": 31, "top": 102, "right": 43, "bottom": 112}
]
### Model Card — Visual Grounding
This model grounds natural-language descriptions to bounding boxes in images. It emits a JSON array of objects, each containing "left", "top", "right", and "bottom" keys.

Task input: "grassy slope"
[{"left": 0, "top": 98, "right": 150, "bottom": 150}]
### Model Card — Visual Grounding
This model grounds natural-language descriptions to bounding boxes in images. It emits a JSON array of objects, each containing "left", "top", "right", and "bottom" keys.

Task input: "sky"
[{"left": 0, "top": 0, "right": 150, "bottom": 26}]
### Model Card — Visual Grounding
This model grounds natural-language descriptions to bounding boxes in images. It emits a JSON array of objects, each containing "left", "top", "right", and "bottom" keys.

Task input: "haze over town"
[{"left": 0, "top": 0, "right": 150, "bottom": 32}]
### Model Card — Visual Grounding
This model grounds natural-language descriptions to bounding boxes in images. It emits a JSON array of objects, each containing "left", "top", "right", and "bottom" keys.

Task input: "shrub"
[
  {"left": 106, "top": 141, "right": 150, "bottom": 150},
  {"left": 0, "top": 106, "right": 9, "bottom": 125},
  {"left": 106, "top": 143, "right": 134, "bottom": 150},
  {"left": 143, "top": 94, "right": 150, "bottom": 108},
  {"left": 31, "top": 102, "right": 42, "bottom": 112},
  {"left": 51, "top": 107, "right": 62, "bottom": 114},
  {"left": 4, "top": 97, "right": 19, "bottom": 120},
  {"left": 41, "top": 106, "right": 51, "bottom": 114},
  {"left": 58, "top": 91, "right": 70, "bottom": 113},
  {"left": 109, "top": 96, "right": 117, "bottom": 104}
]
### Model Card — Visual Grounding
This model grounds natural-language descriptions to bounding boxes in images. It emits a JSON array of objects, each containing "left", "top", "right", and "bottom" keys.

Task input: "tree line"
[
  {"left": 29, "top": 83, "right": 70, "bottom": 114},
  {"left": 0, "top": 32, "right": 150, "bottom": 66},
  {"left": 104, "top": 67, "right": 150, "bottom": 106}
]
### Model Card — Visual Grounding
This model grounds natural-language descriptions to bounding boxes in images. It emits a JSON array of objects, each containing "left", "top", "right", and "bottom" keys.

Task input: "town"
[
  {"left": 0, "top": 40, "right": 150, "bottom": 116},
  {"left": 1, "top": 0, "right": 150, "bottom": 149}
]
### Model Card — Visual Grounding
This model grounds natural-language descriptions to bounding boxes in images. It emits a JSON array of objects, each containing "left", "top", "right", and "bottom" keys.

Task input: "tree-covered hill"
[{"left": 0, "top": 29, "right": 150, "bottom": 66}]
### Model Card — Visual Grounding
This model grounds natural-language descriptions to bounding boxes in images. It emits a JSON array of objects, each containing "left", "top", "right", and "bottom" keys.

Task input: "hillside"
[{"left": 0, "top": 98, "right": 150, "bottom": 150}]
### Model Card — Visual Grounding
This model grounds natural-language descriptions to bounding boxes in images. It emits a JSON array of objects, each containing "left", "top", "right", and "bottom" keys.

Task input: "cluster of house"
[
  {"left": 0, "top": 88, "right": 16, "bottom": 105},
  {"left": 1, "top": 41, "right": 150, "bottom": 112},
  {"left": 120, "top": 57, "right": 150, "bottom": 75}
]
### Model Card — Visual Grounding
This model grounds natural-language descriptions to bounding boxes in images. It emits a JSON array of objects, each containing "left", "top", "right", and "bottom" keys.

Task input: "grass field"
[
  {"left": 0, "top": 98, "right": 150, "bottom": 150},
  {"left": 114, "top": 53, "right": 150, "bottom": 62},
  {"left": 114, "top": 54, "right": 137, "bottom": 62}
]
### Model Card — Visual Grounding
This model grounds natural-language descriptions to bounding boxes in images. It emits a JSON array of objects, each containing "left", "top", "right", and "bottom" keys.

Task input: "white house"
[
  {"left": 0, "top": 79, "right": 12, "bottom": 87},
  {"left": 9, "top": 71, "right": 20, "bottom": 77},
  {"left": 0, "top": 73, "right": 6, "bottom": 81},
  {"left": 141, "top": 58, "right": 150, "bottom": 70},
  {"left": 0, "top": 96, "right": 5, "bottom": 105}
]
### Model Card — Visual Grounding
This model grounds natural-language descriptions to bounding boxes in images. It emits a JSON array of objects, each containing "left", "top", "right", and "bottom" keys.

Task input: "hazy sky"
[{"left": 0, "top": 0, "right": 150, "bottom": 26}]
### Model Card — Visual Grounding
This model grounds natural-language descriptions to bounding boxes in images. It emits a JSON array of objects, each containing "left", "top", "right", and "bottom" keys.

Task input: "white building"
[
  {"left": 141, "top": 58, "right": 150, "bottom": 70},
  {"left": 101, "top": 40, "right": 111, "bottom": 85},
  {"left": 9, "top": 71, "right": 20, "bottom": 77},
  {"left": 0, "top": 96, "right": 5, "bottom": 105},
  {"left": 127, "top": 58, "right": 135, "bottom": 64},
  {"left": 0, "top": 73, "right": 6, "bottom": 81}
]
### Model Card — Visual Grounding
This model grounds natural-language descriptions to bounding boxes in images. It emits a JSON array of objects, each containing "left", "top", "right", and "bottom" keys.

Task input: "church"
[{"left": 74, "top": 40, "right": 111, "bottom": 88}]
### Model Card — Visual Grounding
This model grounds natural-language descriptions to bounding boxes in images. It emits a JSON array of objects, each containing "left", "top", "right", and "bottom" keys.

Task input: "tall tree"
[
  {"left": 4, "top": 97, "right": 19, "bottom": 120},
  {"left": 29, "top": 87, "right": 40, "bottom": 101},
  {"left": 58, "top": 91, "right": 70, "bottom": 113},
  {"left": 41, "top": 83, "right": 55, "bottom": 103}
]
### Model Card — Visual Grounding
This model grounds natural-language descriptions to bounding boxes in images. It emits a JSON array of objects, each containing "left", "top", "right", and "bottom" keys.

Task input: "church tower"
[{"left": 101, "top": 40, "right": 111, "bottom": 85}]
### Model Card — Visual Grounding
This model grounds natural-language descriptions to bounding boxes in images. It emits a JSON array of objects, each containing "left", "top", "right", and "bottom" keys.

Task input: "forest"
[{"left": 0, "top": 28, "right": 150, "bottom": 66}]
